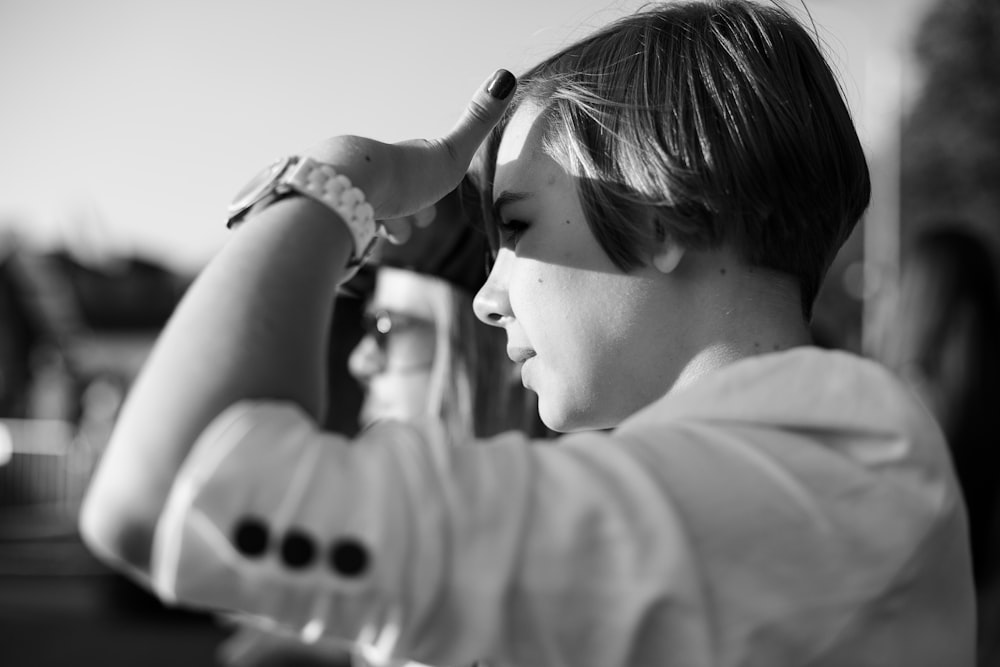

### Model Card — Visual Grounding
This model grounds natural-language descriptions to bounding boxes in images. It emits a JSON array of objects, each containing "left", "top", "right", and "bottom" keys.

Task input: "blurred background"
[{"left": 1, "top": 0, "right": 998, "bottom": 664}]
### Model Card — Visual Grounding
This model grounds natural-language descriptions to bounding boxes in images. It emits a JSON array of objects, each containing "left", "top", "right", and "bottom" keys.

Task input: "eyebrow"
[{"left": 492, "top": 190, "right": 532, "bottom": 220}]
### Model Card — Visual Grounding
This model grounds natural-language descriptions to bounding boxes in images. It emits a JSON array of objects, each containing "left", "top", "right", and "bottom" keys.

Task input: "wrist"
[
  {"left": 249, "top": 195, "right": 355, "bottom": 276},
  {"left": 227, "top": 157, "right": 379, "bottom": 280}
]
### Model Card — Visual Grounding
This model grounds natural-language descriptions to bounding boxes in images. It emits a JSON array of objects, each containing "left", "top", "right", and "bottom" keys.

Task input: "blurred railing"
[{"left": 0, "top": 418, "right": 84, "bottom": 509}]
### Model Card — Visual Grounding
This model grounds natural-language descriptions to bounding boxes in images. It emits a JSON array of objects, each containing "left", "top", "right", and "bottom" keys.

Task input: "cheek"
[
  {"left": 513, "top": 264, "right": 653, "bottom": 362},
  {"left": 509, "top": 263, "right": 606, "bottom": 363},
  {"left": 367, "top": 372, "right": 432, "bottom": 418},
  {"left": 508, "top": 262, "right": 575, "bottom": 325}
]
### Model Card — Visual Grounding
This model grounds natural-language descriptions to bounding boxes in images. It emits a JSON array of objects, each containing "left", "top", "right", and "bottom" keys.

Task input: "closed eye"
[{"left": 498, "top": 219, "right": 529, "bottom": 247}]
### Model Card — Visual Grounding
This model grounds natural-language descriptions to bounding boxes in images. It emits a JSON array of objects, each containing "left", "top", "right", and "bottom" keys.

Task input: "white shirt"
[{"left": 150, "top": 348, "right": 976, "bottom": 666}]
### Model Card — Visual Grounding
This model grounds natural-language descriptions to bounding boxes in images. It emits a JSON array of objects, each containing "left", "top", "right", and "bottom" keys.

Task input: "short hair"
[{"left": 480, "top": 0, "right": 871, "bottom": 319}]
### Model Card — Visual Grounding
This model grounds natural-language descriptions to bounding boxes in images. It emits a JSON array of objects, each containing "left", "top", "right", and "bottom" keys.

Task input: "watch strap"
[{"left": 280, "top": 158, "right": 378, "bottom": 266}]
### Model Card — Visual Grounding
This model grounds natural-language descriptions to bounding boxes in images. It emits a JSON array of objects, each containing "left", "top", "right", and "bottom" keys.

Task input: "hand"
[
  {"left": 380, "top": 201, "right": 437, "bottom": 246},
  {"left": 302, "top": 69, "right": 516, "bottom": 222}
]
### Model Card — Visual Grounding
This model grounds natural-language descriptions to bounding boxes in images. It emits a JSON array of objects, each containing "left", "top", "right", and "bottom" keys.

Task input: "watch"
[{"left": 226, "top": 156, "right": 378, "bottom": 270}]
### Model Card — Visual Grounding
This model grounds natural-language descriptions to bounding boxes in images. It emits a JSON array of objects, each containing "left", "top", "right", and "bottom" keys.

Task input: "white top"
[{"left": 150, "top": 347, "right": 976, "bottom": 666}]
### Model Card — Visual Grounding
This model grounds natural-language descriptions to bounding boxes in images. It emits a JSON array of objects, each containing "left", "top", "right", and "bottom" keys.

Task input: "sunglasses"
[{"left": 360, "top": 309, "right": 437, "bottom": 369}]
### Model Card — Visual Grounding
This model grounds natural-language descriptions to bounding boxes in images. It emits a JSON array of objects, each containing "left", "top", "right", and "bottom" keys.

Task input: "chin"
[
  {"left": 537, "top": 392, "right": 624, "bottom": 434},
  {"left": 537, "top": 401, "right": 591, "bottom": 434},
  {"left": 361, "top": 396, "right": 423, "bottom": 427}
]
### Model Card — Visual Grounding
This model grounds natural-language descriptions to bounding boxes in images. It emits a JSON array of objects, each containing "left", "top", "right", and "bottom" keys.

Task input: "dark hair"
[{"left": 479, "top": 0, "right": 871, "bottom": 319}]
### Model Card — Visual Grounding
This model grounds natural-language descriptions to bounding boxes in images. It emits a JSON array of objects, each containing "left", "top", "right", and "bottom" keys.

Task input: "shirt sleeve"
[
  {"left": 149, "top": 400, "right": 707, "bottom": 666},
  {"left": 149, "top": 398, "right": 954, "bottom": 667}
]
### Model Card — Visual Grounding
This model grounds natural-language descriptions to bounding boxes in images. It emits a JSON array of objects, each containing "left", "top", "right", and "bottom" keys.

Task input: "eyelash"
[{"left": 498, "top": 219, "right": 529, "bottom": 246}]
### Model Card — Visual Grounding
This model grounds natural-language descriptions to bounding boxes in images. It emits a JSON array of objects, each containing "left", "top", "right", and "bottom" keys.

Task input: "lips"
[{"left": 507, "top": 346, "right": 537, "bottom": 364}]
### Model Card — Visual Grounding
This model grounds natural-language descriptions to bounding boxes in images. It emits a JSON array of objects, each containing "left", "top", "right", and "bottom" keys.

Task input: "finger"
[
  {"left": 437, "top": 69, "right": 517, "bottom": 171},
  {"left": 413, "top": 205, "right": 437, "bottom": 229},
  {"left": 372, "top": 70, "right": 515, "bottom": 218},
  {"left": 379, "top": 217, "right": 414, "bottom": 245}
]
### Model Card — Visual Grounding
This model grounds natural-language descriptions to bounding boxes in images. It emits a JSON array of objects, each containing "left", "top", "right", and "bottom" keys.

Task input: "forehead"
[
  {"left": 493, "top": 103, "right": 556, "bottom": 199},
  {"left": 371, "top": 267, "right": 442, "bottom": 320}
]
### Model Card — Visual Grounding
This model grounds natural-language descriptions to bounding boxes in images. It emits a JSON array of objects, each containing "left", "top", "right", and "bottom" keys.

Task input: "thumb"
[
  {"left": 438, "top": 69, "right": 517, "bottom": 171},
  {"left": 376, "top": 69, "right": 516, "bottom": 218}
]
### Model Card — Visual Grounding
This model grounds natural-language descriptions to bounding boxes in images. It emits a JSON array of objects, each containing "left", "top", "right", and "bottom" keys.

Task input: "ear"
[{"left": 651, "top": 238, "right": 685, "bottom": 274}]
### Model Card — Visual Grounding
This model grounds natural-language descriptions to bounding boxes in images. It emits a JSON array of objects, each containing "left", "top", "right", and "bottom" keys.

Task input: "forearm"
[
  {"left": 80, "top": 196, "right": 352, "bottom": 582},
  {"left": 78, "top": 66, "right": 515, "bottom": 588}
]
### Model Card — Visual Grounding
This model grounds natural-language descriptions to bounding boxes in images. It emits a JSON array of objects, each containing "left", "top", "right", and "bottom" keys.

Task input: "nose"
[
  {"left": 473, "top": 249, "right": 513, "bottom": 328},
  {"left": 348, "top": 334, "right": 386, "bottom": 383}
]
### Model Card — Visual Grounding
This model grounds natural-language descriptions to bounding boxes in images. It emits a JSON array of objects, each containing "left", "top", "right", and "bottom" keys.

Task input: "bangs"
[{"left": 474, "top": 0, "right": 870, "bottom": 318}]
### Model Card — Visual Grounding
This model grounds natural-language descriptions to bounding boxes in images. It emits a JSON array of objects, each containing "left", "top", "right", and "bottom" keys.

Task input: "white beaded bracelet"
[
  {"left": 282, "top": 157, "right": 378, "bottom": 264},
  {"left": 227, "top": 155, "right": 381, "bottom": 282}
]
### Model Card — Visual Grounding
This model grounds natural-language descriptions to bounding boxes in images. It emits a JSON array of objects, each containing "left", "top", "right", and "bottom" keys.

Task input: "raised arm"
[{"left": 79, "top": 70, "right": 517, "bottom": 585}]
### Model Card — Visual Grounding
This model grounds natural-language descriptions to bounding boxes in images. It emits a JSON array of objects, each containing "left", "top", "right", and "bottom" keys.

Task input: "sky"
[{"left": 0, "top": 0, "right": 929, "bottom": 274}]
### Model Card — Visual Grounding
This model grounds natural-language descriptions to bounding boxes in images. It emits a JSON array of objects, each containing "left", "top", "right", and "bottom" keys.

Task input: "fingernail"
[{"left": 486, "top": 69, "right": 516, "bottom": 100}]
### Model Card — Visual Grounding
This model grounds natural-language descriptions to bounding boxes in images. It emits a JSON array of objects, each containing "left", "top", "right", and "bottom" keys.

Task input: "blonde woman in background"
[
  {"left": 217, "top": 181, "right": 547, "bottom": 667},
  {"left": 351, "top": 176, "right": 549, "bottom": 443}
]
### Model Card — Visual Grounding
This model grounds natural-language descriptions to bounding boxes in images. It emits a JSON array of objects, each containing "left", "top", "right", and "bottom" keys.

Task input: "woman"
[
  {"left": 218, "top": 182, "right": 545, "bottom": 667},
  {"left": 81, "top": 3, "right": 974, "bottom": 665},
  {"left": 350, "top": 179, "right": 547, "bottom": 443}
]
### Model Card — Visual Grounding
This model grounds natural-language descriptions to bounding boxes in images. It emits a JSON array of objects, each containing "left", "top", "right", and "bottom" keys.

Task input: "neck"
[{"left": 670, "top": 255, "right": 813, "bottom": 392}]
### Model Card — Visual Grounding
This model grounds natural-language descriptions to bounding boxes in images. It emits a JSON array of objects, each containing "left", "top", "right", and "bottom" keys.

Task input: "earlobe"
[{"left": 652, "top": 241, "right": 685, "bottom": 274}]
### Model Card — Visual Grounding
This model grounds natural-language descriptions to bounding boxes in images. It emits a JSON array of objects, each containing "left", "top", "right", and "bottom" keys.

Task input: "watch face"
[{"left": 228, "top": 156, "right": 293, "bottom": 217}]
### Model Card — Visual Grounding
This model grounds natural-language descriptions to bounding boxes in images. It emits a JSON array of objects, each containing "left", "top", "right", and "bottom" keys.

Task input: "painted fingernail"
[{"left": 486, "top": 69, "right": 516, "bottom": 100}]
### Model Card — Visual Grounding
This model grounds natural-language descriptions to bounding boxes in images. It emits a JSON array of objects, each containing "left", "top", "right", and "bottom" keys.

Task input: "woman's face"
[
  {"left": 348, "top": 267, "right": 440, "bottom": 426},
  {"left": 473, "top": 103, "right": 680, "bottom": 433}
]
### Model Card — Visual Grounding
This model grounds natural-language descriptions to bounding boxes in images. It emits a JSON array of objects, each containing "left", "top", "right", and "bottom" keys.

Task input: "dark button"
[
  {"left": 329, "top": 538, "right": 370, "bottom": 577},
  {"left": 280, "top": 529, "right": 317, "bottom": 569},
  {"left": 233, "top": 517, "right": 269, "bottom": 558}
]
